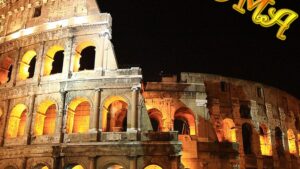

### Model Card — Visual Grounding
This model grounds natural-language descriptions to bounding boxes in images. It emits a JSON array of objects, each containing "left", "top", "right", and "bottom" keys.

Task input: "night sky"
[{"left": 98, "top": 0, "right": 300, "bottom": 98}]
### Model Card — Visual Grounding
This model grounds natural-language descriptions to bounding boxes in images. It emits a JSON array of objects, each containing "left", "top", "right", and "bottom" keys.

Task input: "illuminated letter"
[{"left": 263, "top": 8, "right": 298, "bottom": 40}]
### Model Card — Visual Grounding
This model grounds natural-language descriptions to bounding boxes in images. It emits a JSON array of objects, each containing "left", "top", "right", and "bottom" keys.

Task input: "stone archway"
[
  {"left": 73, "top": 41, "right": 96, "bottom": 72},
  {"left": 6, "top": 104, "right": 28, "bottom": 138},
  {"left": 66, "top": 98, "right": 91, "bottom": 134}
]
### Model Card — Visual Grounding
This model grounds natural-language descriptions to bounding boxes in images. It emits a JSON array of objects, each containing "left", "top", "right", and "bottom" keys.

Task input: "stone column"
[
  {"left": 55, "top": 91, "right": 67, "bottom": 143},
  {"left": 90, "top": 89, "right": 101, "bottom": 132},
  {"left": 128, "top": 86, "right": 139, "bottom": 132},
  {"left": 0, "top": 100, "right": 9, "bottom": 146},
  {"left": 25, "top": 94, "right": 35, "bottom": 144}
]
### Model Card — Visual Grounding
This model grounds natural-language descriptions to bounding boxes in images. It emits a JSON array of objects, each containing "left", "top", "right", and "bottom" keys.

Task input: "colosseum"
[{"left": 0, "top": 0, "right": 299, "bottom": 169}]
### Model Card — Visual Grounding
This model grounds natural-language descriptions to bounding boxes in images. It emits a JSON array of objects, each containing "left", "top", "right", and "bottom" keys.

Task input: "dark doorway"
[
  {"left": 174, "top": 118, "right": 190, "bottom": 135},
  {"left": 7, "top": 65, "right": 13, "bottom": 82},
  {"left": 50, "top": 50, "right": 64, "bottom": 74},
  {"left": 242, "top": 123, "right": 252, "bottom": 154},
  {"left": 79, "top": 46, "right": 95, "bottom": 71},
  {"left": 150, "top": 118, "right": 159, "bottom": 131},
  {"left": 28, "top": 56, "right": 36, "bottom": 78},
  {"left": 275, "top": 127, "right": 285, "bottom": 157}
]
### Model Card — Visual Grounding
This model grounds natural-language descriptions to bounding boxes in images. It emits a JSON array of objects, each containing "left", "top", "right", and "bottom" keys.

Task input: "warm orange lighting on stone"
[
  {"left": 102, "top": 96, "right": 128, "bottom": 132},
  {"left": 73, "top": 41, "right": 95, "bottom": 72},
  {"left": 107, "top": 165, "right": 124, "bottom": 169},
  {"left": 259, "top": 125, "right": 272, "bottom": 156},
  {"left": 43, "top": 45, "right": 64, "bottom": 76},
  {"left": 222, "top": 118, "right": 237, "bottom": 142},
  {"left": 66, "top": 98, "right": 90, "bottom": 134},
  {"left": 34, "top": 100, "right": 57, "bottom": 136},
  {"left": 174, "top": 107, "right": 196, "bottom": 135},
  {"left": 287, "top": 129, "right": 297, "bottom": 154},
  {"left": 18, "top": 50, "right": 36, "bottom": 80},
  {"left": 6, "top": 104, "right": 27, "bottom": 138},
  {"left": 0, "top": 56, "right": 14, "bottom": 84},
  {"left": 148, "top": 108, "right": 163, "bottom": 131},
  {"left": 144, "top": 165, "right": 162, "bottom": 169}
]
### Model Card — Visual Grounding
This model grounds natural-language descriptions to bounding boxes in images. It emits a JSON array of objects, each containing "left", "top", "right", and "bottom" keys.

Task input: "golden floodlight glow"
[
  {"left": 66, "top": 98, "right": 90, "bottom": 134},
  {"left": 101, "top": 96, "right": 128, "bottom": 132},
  {"left": 73, "top": 41, "right": 95, "bottom": 72},
  {"left": 43, "top": 45, "right": 64, "bottom": 76},
  {"left": 34, "top": 100, "right": 57, "bottom": 136},
  {"left": 72, "top": 165, "right": 84, "bottom": 169},
  {"left": 222, "top": 118, "right": 237, "bottom": 142},
  {"left": 144, "top": 165, "right": 163, "bottom": 169},
  {"left": 287, "top": 129, "right": 297, "bottom": 154},
  {"left": 174, "top": 108, "right": 196, "bottom": 135},
  {"left": 41, "top": 166, "right": 49, "bottom": 169},
  {"left": 0, "top": 56, "right": 14, "bottom": 84},
  {"left": 18, "top": 50, "right": 37, "bottom": 80},
  {"left": 259, "top": 125, "right": 272, "bottom": 156},
  {"left": 6, "top": 104, "right": 27, "bottom": 138}
]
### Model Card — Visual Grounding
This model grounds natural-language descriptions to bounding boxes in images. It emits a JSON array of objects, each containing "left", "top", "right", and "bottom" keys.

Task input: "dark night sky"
[{"left": 98, "top": 0, "right": 300, "bottom": 98}]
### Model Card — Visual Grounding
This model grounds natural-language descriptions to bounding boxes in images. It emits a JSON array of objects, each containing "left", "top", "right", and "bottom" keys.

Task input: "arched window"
[
  {"left": 287, "top": 129, "right": 297, "bottom": 155},
  {"left": 275, "top": 127, "right": 284, "bottom": 156},
  {"left": 222, "top": 118, "right": 237, "bottom": 142},
  {"left": 259, "top": 124, "right": 272, "bottom": 156},
  {"left": 6, "top": 104, "right": 27, "bottom": 138},
  {"left": 34, "top": 100, "right": 57, "bottom": 136},
  {"left": 18, "top": 50, "right": 37, "bottom": 80},
  {"left": 240, "top": 104, "right": 251, "bottom": 119},
  {"left": 43, "top": 45, "right": 64, "bottom": 76},
  {"left": 242, "top": 123, "right": 252, "bottom": 154},
  {"left": 0, "top": 56, "right": 14, "bottom": 84},
  {"left": 144, "top": 164, "right": 163, "bottom": 169},
  {"left": 73, "top": 42, "right": 96, "bottom": 72},
  {"left": 66, "top": 98, "right": 91, "bottom": 134},
  {"left": 102, "top": 96, "right": 128, "bottom": 132},
  {"left": 173, "top": 107, "right": 195, "bottom": 135},
  {"left": 148, "top": 108, "right": 163, "bottom": 132},
  {"left": 65, "top": 164, "right": 84, "bottom": 169}
]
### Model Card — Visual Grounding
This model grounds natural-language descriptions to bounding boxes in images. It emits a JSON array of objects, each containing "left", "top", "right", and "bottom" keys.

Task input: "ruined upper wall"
[
  {"left": 0, "top": 0, "right": 101, "bottom": 38},
  {"left": 181, "top": 72, "right": 300, "bottom": 117}
]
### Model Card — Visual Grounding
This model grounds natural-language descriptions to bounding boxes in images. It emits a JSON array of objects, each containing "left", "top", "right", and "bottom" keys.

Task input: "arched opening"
[
  {"left": 240, "top": 104, "right": 251, "bottom": 119},
  {"left": 242, "top": 123, "right": 252, "bottom": 154},
  {"left": 287, "top": 129, "right": 297, "bottom": 155},
  {"left": 19, "top": 50, "right": 37, "bottom": 80},
  {"left": 102, "top": 96, "right": 128, "bottom": 132},
  {"left": 148, "top": 108, "right": 163, "bottom": 132},
  {"left": 174, "top": 118, "right": 189, "bottom": 135},
  {"left": 222, "top": 118, "right": 237, "bottom": 142},
  {"left": 43, "top": 45, "right": 64, "bottom": 76},
  {"left": 6, "top": 104, "right": 27, "bottom": 138},
  {"left": 73, "top": 42, "right": 96, "bottom": 72},
  {"left": 65, "top": 164, "right": 84, "bottom": 169},
  {"left": 259, "top": 124, "right": 272, "bottom": 156},
  {"left": 34, "top": 100, "right": 57, "bottom": 136},
  {"left": 0, "top": 56, "right": 14, "bottom": 84},
  {"left": 66, "top": 98, "right": 91, "bottom": 134},
  {"left": 144, "top": 164, "right": 163, "bottom": 169},
  {"left": 33, "top": 164, "right": 49, "bottom": 169},
  {"left": 173, "top": 107, "right": 195, "bottom": 135},
  {"left": 275, "top": 127, "right": 285, "bottom": 157},
  {"left": 106, "top": 164, "right": 124, "bottom": 169}
]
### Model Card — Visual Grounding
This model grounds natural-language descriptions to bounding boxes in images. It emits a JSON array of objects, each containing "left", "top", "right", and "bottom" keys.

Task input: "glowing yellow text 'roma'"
[{"left": 215, "top": 0, "right": 298, "bottom": 40}]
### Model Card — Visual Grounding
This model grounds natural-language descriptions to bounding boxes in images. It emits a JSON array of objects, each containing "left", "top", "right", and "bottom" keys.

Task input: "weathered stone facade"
[{"left": 1, "top": 1, "right": 300, "bottom": 169}]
